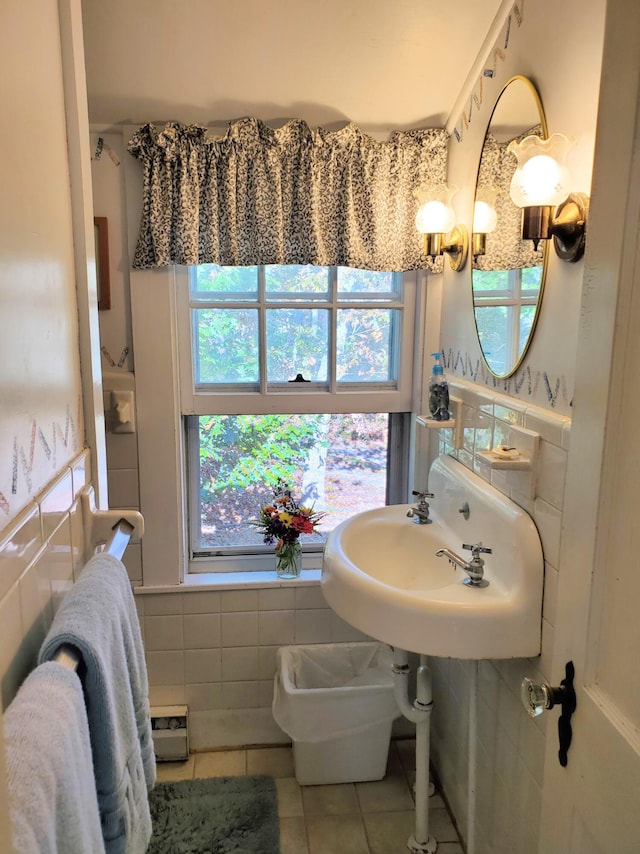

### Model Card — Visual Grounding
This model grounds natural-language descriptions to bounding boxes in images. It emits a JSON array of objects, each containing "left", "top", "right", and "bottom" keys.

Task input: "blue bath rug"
[{"left": 147, "top": 774, "right": 280, "bottom": 853}]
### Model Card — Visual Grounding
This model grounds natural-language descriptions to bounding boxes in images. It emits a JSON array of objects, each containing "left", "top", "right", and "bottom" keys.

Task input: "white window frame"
[
  {"left": 176, "top": 266, "right": 416, "bottom": 416},
  {"left": 472, "top": 267, "right": 541, "bottom": 374},
  {"left": 177, "top": 265, "right": 417, "bottom": 573}
]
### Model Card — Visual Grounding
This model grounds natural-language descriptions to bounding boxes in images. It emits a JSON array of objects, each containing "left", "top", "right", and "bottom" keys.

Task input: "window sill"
[{"left": 134, "top": 567, "right": 322, "bottom": 594}]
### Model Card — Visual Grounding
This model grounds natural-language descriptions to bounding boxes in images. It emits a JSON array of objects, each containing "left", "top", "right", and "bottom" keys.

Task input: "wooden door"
[{"left": 539, "top": 2, "right": 640, "bottom": 850}]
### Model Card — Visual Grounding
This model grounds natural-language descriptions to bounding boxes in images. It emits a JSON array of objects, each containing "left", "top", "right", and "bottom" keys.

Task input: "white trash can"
[{"left": 273, "top": 642, "right": 399, "bottom": 785}]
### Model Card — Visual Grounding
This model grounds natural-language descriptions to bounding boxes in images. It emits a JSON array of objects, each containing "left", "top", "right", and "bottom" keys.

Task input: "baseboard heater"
[{"left": 150, "top": 705, "right": 189, "bottom": 761}]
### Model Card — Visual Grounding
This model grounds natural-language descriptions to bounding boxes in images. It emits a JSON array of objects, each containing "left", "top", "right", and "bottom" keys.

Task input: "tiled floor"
[{"left": 156, "top": 738, "right": 464, "bottom": 853}]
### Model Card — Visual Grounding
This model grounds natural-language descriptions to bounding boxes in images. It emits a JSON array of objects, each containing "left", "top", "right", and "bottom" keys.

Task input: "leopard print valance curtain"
[
  {"left": 473, "top": 130, "right": 544, "bottom": 272},
  {"left": 127, "top": 119, "right": 449, "bottom": 272}
]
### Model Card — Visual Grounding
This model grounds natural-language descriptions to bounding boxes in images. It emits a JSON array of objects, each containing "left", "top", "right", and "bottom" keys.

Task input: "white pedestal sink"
[
  {"left": 322, "top": 454, "right": 544, "bottom": 659},
  {"left": 321, "top": 454, "right": 544, "bottom": 852}
]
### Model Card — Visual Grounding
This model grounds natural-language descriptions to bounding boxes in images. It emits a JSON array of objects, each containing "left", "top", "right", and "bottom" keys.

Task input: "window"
[
  {"left": 472, "top": 266, "right": 542, "bottom": 376},
  {"left": 178, "top": 265, "right": 417, "bottom": 571}
]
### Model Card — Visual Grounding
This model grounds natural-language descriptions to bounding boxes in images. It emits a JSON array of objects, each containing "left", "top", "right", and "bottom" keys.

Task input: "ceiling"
[{"left": 81, "top": 0, "right": 505, "bottom": 133}]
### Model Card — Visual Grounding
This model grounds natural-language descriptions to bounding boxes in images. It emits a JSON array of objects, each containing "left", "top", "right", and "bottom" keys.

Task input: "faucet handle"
[
  {"left": 462, "top": 542, "right": 493, "bottom": 557},
  {"left": 412, "top": 490, "right": 434, "bottom": 501}
]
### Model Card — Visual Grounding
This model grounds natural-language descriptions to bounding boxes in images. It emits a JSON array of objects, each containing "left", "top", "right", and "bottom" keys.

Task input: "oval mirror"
[{"left": 472, "top": 76, "right": 548, "bottom": 377}]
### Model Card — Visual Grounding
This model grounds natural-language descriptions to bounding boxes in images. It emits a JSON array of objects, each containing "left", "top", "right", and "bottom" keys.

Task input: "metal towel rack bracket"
[
  {"left": 54, "top": 491, "right": 145, "bottom": 671},
  {"left": 81, "top": 488, "right": 145, "bottom": 559}
]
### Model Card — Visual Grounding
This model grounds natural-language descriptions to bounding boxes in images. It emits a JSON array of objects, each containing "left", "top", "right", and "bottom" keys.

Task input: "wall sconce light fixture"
[
  {"left": 472, "top": 187, "right": 498, "bottom": 258},
  {"left": 415, "top": 184, "right": 468, "bottom": 271},
  {"left": 508, "top": 133, "right": 589, "bottom": 262}
]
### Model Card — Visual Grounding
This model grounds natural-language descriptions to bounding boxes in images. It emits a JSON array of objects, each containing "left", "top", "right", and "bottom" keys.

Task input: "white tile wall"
[
  {"left": 0, "top": 505, "right": 43, "bottom": 601},
  {"left": 295, "top": 609, "right": 333, "bottom": 643},
  {"left": 0, "top": 583, "right": 24, "bottom": 709},
  {"left": 184, "top": 613, "right": 221, "bottom": 648},
  {"left": 138, "top": 581, "right": 370, "bottom": 725},
  {"left": 424, "top": 377, "right": 571, "bottom": 853},
  {"left": 103, "top": 386, "right": 143, "bottom": 585},
  {"left": 228, "top": 590, "right": 263, "bottom": 610},
  {"left": 128, "top": 512, "right": 372, "bottom": 745},
  {"left": 185, "top": 648, "right": 221, "bottom": 683},
  {"left": 221, "top": 611, "right": 259, "bottom": 646},
  {"left": 222, "top": 647, "right": 259, "bottom": 681},
  {"left": 106, "top": 468, "right": 140, "bottom": 510},
  {"left": 0, "top": 450, "right": 94, "bottom": 711},
  {"left": 258, "top": 610, "right": 295, "bottom": 645}
]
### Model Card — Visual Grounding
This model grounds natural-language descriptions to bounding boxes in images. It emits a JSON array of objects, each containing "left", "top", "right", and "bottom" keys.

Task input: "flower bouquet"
[{"left": 252, "top": 481, "right": 325, "bottom": 578}]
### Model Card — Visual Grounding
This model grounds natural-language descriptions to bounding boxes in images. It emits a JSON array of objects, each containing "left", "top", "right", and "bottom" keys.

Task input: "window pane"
[
  {"left": 472, "top": 269, "right": 511, "bottom": 293},
  {"left": 519, "top": 305, "right": 536, "bottom": 355},
  {"left": 521, "top": 265, "right": 543, "bottom": 294},
  {"left": 191, "top": 265, "right": 258, "bottom": 300},
  {"left": 266, "top": 308, "right": 329, "bottom": 382},
  {"left": 474, "top": 305, "right": 510, "bottom": 375},
  {"left": 195, "top": 414, "right": 388, "bottom": 551},
  {"left": 195, "top": 308, "right": 259, "bottom": 383},
  {"left": 337, "top": 308, "right": 397, "bottom": 382},
  {"left": 265, "top": 265, "right": 330, "bottom": 300},
  {"left": 337, "top": 267, "right": 398, "bottom": 300}
]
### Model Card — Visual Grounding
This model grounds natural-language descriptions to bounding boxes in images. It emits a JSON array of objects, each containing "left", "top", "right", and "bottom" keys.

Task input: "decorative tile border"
[
  {"left": 442, "top": 348, "right": 572, "bottom": 412},
  {"left": 1, "top": 403, "right": 80, "bottom": 517},
  {"left": 101, "top": 344, "right": 129, "bottom": 368}
]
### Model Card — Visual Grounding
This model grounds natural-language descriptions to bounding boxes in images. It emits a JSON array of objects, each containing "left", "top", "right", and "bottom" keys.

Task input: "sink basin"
[{"left": 321, "top": 455, "right": 543, "bottom": 658}]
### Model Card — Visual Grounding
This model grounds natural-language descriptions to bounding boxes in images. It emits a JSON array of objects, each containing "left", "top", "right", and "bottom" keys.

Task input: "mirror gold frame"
[{"left": 472, "top": 76, "right": 548, "bottom": 378}]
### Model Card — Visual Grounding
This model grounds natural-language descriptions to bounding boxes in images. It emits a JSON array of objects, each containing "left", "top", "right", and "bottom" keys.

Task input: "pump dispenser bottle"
[{"left": 428, "top": 353, "right": 450, "bottom": 421}]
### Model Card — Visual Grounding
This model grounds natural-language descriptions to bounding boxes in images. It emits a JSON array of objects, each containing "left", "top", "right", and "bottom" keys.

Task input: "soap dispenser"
[{"left": 428, "top": 352, "right": 450, "bottom": 421}]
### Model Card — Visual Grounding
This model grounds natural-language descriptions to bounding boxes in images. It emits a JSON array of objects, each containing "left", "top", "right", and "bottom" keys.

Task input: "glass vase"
[{"left": 275, "top": 540, "right": 302, "bottom": 579}]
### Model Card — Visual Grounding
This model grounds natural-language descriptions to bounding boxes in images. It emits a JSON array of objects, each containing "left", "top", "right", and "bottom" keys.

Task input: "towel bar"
[{"left": 53, "top": 518, "right": 136, "bottom": 672}]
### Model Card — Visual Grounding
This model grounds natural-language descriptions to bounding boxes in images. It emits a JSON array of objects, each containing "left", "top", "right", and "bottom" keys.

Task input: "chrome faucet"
[
  {"left": 406, "top": 490, "right": 434, "bottom": 524},
  {"left": 436, "top": 542, "right": 493, "bottom": 587}
]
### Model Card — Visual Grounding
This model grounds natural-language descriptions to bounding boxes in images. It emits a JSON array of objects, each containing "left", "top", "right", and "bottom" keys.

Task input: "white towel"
[
  {"left": 4, "top": 661, "right": 105, "bottom": 854},
  {"left": 39, "top": 553, "right": 155, "bottom": 854}
]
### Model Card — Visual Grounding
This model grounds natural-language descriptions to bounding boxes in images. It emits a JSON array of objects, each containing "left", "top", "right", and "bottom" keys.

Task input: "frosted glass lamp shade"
[
  {"left": 473, "top": 201, "right": 498, "bottom": 233},
  {"left": 508, "top": 133, "right": 573, "bottom": 208},
  {"left": 415, "top": 201, "right": 456, "bottom": 234},
  {"left": 473, "top": 187, "right": 499, "bottom": 235},
  {"left": 414, "top": 183, "right": 468, "bottom": 271},
  {"left": 473, "top": 187, "right": 498, "bottom": 233},
  {"left": 414, "top": 184, "right": 458, "bottom": 234}
]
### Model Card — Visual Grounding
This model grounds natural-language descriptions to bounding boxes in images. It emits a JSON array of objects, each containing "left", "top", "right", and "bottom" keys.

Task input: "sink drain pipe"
[
  {"left": 392, "top": 648, "right": 437, "bottom": 854},
  {"left": 467, "top": 661, "right": 478, "bottom": 854}
]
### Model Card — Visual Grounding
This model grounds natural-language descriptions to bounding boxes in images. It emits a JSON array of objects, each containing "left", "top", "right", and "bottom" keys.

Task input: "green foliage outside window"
[{"left": 199, "top": 414, "right": 325, "bottom": 500}]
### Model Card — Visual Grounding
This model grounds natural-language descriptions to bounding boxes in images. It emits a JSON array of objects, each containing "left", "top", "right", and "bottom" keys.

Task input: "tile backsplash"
[
  {"left": 0, "top": 451, "right": 90, "bottom": 711},
  {"left": 136, "top": 583, "right": 371, "bottom": 749}
]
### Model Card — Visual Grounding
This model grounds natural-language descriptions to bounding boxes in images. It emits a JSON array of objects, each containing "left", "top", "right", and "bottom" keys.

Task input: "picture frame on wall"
[{"left": 94, "top": 216, "right": 111, "bottom": 311}]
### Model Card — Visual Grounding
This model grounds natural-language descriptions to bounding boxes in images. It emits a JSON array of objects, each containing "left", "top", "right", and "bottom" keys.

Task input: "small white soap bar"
[{"left": 492, "top": 445, "right": 520, "bottom": 460}]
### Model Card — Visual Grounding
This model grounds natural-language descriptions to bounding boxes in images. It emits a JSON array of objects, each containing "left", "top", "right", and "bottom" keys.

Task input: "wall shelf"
[
  {"left": 416, "top": 395, "right": 463, "bottom": 449},
  {"left": 476, "top": 450, "right": 532, "bottom": 470},
  {"left": 416, "top": 415, "right": 456, "bottom": 429}
]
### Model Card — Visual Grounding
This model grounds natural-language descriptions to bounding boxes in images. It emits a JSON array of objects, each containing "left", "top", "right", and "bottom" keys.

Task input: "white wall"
[
  {"left": 418, "top": 2, "right": 608, "bottom": 852},
  {"left": 0, "top": 2, "right": 101, "bottom": 848},
  {"left": 0, "top": 2, "right": 85, "bottom": 520},
  {"left": 0, "top": 0, "right": 88, "bottom": 691},
  {"left": 80, "top": 0, "right": 503, "bottom": 130}
]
